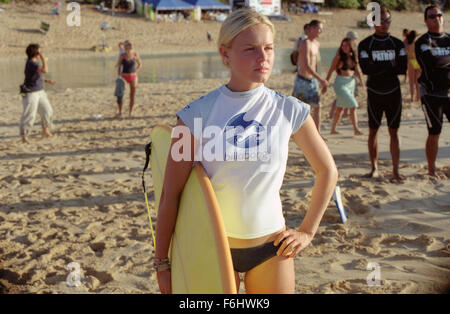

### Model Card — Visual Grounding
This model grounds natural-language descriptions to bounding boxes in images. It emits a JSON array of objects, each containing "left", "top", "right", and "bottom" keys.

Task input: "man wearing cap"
[{"left": 415, "top": 5, "right": 450, "bottom": 178}]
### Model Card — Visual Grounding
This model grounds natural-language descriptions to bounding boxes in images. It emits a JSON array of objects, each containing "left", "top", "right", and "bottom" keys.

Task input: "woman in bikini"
[
  {"left": 325, "top": 37, "right": 364, "bottom": 135},
  {"left": 404, "top": 30, "right": 421, "bottom": 103},
  {"left": 116, "top": 41, "right": 142, "bottom": 116},
  {"left": 154, "top": 8, "right": 338, "bottom": 294}
]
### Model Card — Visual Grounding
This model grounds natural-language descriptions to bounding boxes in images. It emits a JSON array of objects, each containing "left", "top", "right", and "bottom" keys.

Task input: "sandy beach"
[{"left": 0, "top": 3, "right": 449, "bottom": 294}]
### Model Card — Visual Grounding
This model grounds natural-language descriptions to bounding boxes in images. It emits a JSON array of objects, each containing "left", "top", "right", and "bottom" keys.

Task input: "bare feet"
[
  {"left": 354, "top": 130, "right": 364, "bottom": 136},
  {"left": 428, "top": 170, "right": 445, "bottom": 180},
  {"left": 330, "top": 130, "right": 340, "bottom": 135},
  {"left": 364, "top": 168, "right": 379, "bottom": 178},
  {"left": 390, "top": 172, "right": 407, "bottom": 183},
  {"left": 21, "top": 136, "right": 29, "bottom": 144},
  {"left": 42, "top": 128, "right": 52, "bottom": 138}
]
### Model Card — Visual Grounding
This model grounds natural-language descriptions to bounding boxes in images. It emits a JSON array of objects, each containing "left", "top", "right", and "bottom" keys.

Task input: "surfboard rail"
[{"left": 150, "top": 125, "right": 236, "bottom": 294}]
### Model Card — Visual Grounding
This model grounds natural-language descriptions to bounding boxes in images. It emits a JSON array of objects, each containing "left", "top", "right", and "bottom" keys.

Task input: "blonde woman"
[{"left": 154, "top": 8, "right": 338, "bottom": 294}]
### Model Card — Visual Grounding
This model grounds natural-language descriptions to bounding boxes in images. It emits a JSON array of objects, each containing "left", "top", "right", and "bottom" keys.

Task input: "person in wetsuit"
[
  {"left": 415, "top": 5, "right": 450, "bottom": 178},
  {"left": 358, "top": 6, "right": 407, "bottom": 182}
]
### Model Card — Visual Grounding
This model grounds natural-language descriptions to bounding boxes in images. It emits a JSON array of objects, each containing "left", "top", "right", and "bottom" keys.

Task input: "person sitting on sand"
[
  {"left": 116, "top": 41, "right": 142, "bottom": 116},
  {"left": 324, "top": 37, "right": 364, "bottom": 136},
  {"left": 20, "top": 44, "right": 55, "bottom": 143},
  {"left": 154, "top": 8, "right": 338, "bottom": 294}
]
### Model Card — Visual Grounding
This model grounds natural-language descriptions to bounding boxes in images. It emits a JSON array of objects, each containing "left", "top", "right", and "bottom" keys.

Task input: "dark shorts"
[
  {"left": 230, "top": 242, "right": 282, "bottom": 273},
  {"left": 292, "top": 75, "right": 320, "bottom": 107},
  {"left": 421, "top": 95, "right": 450, "bottom": 135},
  {"left": 367, "top": 88, "right": 402, "bottom": 129}
]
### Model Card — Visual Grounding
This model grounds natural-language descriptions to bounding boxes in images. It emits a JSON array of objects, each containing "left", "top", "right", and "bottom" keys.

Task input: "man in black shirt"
[
  {"left": 415, "top": 5, "right": 450, "bottom": 178},
  {"left": 358, "top": 7, "right": 407, "bottom": 181}
]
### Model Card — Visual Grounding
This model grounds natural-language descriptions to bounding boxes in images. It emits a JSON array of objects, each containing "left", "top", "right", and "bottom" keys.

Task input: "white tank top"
[{"left": 176, "top": 84, "right": 310, "bottom": 239}]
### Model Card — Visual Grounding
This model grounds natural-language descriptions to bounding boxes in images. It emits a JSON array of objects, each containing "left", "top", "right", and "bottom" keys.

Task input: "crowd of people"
[
  {"left": 290, "top": 5, "right": 449, "bottom": 180},
  {"left": 18, "top": 6, "right": 449, "bottom": 179},
  {"left": 16, "top": 6, "right": 448, "bottom": 294}
]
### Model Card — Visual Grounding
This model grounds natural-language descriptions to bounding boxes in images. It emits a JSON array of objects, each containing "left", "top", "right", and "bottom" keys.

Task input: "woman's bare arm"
[{"left": 274, "top": 116, "right": 338, "bottom": 257}]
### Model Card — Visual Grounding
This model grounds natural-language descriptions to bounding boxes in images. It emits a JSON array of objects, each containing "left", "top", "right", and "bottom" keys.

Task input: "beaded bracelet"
[
  {"left": 154, "top": 257, "right": 170, "bottom": 264},
  {"left": 153, "top": 263, "right": 171, "bottom": 272}
]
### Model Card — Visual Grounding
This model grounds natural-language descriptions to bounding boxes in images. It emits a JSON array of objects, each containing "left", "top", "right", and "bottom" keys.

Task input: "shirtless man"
[{"left": 292, "top": 20, "right": 328, "bottom": 133}]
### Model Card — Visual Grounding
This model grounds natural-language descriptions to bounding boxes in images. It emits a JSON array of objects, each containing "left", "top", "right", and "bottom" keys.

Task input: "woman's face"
[
  {"left": 221, "top": 23, "right": 274, "bottom": 91},
  {"left": 341, "top": 41, "right": 350, "bottom": 54},
  {"left": 125, "top": 43, "right": 133, "bottom": 51}
]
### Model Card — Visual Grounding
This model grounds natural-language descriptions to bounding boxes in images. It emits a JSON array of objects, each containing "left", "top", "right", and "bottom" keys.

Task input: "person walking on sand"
[
  {"left": 405, "top": 30, "right": 421, "bottom": 103},
  {"left": 328, "top": 31, "right": 361, "bottom": 121},
  {"left": 293, "top": 20, "right": 328, "bottom": 134},
  {"left": 116, "top": 41, "right": 142, "bottom": 116},
  {"left": 20, "top": 44, "right": 55, "bottom": 143},
  {"left": 358, "top": 7, "right": 407, "bottom": 182},
  {"left": 154, "top": 8, "right": 338, "bottom": 294},
  {"left": 415, "top": 5, "right": 450, "bottom": 178},
  {"left": 324, "top": 37, "right": 364, "bottom": 135}
]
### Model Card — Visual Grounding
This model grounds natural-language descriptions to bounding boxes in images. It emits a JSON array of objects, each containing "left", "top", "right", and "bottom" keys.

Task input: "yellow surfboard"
[{"left": 150, "top": 125, "right": 236, "bottom": 294}]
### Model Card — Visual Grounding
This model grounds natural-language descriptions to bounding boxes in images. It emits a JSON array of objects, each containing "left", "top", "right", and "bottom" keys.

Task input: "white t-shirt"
[{"left": 177, "top": 84, "right": 310, "bottom": 239}]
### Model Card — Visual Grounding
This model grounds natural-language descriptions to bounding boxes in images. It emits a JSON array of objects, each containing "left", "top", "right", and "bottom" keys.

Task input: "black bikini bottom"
[{"left": 230, "top": 241, "right": 282, "bottom": 273}]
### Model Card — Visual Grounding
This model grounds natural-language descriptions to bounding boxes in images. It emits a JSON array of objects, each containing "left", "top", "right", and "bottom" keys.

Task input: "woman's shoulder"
[
  {"left": 265, "top": 87, "right": 309, "bottom": 110},
  {"left": 179, "top": 87, "right": 221, "bottom": 115}
]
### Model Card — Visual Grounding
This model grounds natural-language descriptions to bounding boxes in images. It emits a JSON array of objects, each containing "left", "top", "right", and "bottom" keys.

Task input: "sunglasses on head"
[{"left": 427, "top": 13, "right": 443, "bottom": 19}]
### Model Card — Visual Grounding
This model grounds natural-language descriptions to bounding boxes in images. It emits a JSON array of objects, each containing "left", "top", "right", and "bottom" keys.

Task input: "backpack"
[
  {"left": 290, "top": 50, "right": 299, "bottom": 66},
  {"left": 290, "top": 37, "right": 302, "bottom": 66}
]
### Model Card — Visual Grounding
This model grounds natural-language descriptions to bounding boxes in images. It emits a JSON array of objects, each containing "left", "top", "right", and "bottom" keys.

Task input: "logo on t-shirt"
[
  {"left": 225, "top": 113, "right": 265, "bottom": 149},
  {"left": 218, "top": 112, "right": 273, "bottom": 162},
  {"left": 371, "top": 50, "right": 395, "bottom": 61},
  {"left": 360, "top": 50, "right": 369, "bottom": 59}
]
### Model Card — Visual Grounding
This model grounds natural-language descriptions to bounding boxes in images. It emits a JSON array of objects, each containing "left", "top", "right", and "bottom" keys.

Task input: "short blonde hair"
[{"left": 217, "top": 8, "right": 275, "bottom": 51}]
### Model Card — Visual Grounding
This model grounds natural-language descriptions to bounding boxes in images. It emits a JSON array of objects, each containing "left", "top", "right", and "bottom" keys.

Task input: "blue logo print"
[{"left": 225, "top": 113, "right": 265, "bottom": 149}]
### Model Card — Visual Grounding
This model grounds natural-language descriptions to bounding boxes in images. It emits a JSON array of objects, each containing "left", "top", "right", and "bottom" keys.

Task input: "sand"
[
  {"left": 0, "top": 3, "right": 430, "bottom": 58},
  {"left": 0, "top": 3, "right": 449, "bottom": 294}
]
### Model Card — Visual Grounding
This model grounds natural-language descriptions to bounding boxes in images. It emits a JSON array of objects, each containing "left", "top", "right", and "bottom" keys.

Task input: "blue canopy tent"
[
  {"left": 148, "top": 0, "right": 195, "bottom": 11},
  {"left": 183, "top": 0, "right": 231, "bottom": 10}
]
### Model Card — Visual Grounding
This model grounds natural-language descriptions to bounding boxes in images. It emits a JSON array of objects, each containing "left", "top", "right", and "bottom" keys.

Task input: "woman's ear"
[{"left": 219, "top": 45, "right": 230, "bottom": 66}]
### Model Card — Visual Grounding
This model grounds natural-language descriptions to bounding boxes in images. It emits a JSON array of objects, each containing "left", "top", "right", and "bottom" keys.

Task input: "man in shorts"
[
  {"left": 415, "top": 5, "right": 450, "bottom": 178},
  {"left": 293, "top": 20, "right": 328, "bottom": 133},
  {"left": 358, "top": 7, "right": 407, "bottom": 181}
]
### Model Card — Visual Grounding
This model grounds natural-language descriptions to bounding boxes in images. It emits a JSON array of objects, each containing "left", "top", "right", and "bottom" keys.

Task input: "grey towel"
[{"left": 114, "top": 77, "right": 125, "bottom": 97}]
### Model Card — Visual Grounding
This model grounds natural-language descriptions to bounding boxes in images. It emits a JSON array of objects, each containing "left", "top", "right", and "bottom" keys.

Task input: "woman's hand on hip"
[{"left": 273, "top": 229, "right": 313, "bottom": 258}]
